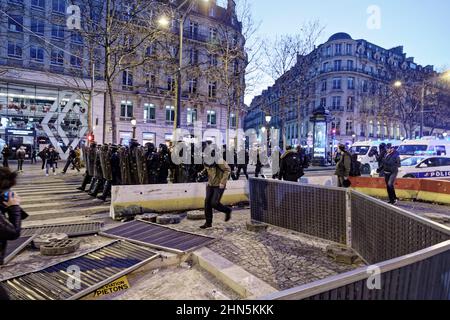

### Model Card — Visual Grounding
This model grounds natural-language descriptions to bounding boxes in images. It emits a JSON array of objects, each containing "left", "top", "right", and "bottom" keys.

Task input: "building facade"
[
  {"left": 0, "top": 0, "right": 246, "bottom": 159},
  {"left": 245, "top": 32, "right": 448, "bottom": 149}
]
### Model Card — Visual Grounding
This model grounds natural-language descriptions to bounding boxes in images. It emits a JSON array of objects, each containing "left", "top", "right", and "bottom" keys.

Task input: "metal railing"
[
  {"left": 249, "top": 178, "right": 347, "bottom": 244},
  {"left": 250, "top": 179, "right": 450, "bottom": 300}
]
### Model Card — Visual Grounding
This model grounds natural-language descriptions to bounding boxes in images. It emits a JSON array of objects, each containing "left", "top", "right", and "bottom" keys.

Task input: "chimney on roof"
[{"left": 227, "top": 0, "right": 236, "bottom": 13}]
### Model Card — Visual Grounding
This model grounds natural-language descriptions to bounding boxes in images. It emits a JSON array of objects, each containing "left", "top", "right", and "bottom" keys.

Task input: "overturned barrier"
[
  {"left": 250, "top": 179, "right": 347, "bottom": 244},
  {"left": 249, "top": 179, "right": 450, "bottom": 300},
  {"left": 349, "top": 177, "right": 450, "bottom": 205},
  {"left": 110, "top": 180, "right": 248, "bottom": 220}
]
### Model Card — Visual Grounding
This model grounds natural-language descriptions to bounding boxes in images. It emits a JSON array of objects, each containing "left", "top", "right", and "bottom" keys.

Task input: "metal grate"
[
  {"left": 1, "top": 241, "right": 159, "bottom": 300},
  {"left": 351, "top": 191, "right": 450, "bottom": 264},
  {"left": 3, "top": 236, "right": 36, "bottom": 265},
  {"left": 101, "top": 220, "right": 216, "bottom": 253},
  {"left": 249, "top": 178, "right": 347, "bottom": 244},
  {"left": 21, "top": 222, "right": 103, "bottom": 238}
]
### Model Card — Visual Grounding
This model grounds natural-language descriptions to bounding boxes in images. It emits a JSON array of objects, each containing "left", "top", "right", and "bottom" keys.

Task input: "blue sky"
[{"left": 241, "top": 0, "right": 450, "bottom": 102}]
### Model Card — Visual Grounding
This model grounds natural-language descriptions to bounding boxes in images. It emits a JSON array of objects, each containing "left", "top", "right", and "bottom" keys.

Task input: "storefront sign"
[{"left": 5, "top": 129, "right": 35, "bottom": 136}]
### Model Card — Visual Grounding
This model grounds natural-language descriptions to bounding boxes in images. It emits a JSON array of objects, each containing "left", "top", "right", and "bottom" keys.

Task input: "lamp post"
[
  {"left": 131, "top": 118, "right": 137, "bottom": 140},
  {"left": 159, "top": 0, "right": 209, "bottom": 133},
  {"left": 265, "top": 115, "right": 272, "bottom": 151}
]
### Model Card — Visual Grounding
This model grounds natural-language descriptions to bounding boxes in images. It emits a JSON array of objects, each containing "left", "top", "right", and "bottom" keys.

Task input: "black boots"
[
  {"left": 97, "top": 181, "right": 111, "bottom": 201},
  {"left": 77, "top": 175, "right": 92, "bottom": 191},
  {"left": 88, "top": 179, "right": 103, "bottom": 197}
]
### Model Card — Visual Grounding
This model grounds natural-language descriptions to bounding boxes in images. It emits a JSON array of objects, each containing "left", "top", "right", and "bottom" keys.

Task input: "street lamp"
[
  {"left": 265, "top": 115, "right": 272, "bottom": 152},
  {"left": 159, "top": 0, "right": 209, "bottom": 132},
  {"left": 131, "top": 118, "right": 137, "bottom": 139}
]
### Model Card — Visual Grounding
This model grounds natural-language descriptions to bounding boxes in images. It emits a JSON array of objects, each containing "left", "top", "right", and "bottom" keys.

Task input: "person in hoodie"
[{"left": 278, "top": 146, "right": 304, "bottom": 182}]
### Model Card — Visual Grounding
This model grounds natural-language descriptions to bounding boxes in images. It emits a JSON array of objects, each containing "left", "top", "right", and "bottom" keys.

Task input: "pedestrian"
[
  {"left": 1, "top": 145, "right": 11, "bottom": 168},
  {"left": 0, "top": 167, "right": 28, "bottom": 300},
  {"left": 62, "top": 146, "right": 76, "bottom": 174},
  {"left": 16, "top": 146, "right": 26, "bottom": 172},
  {"left": 157, "top": 144, "right": 171, "bottom": 184},
  {"left": 235, "top": 147, "right": 249, "bottom": 180},
  {"left": 199, "top": 150, "right": 233, "bottom": 229},
  {"left": 278, "top": 146, "right": 304, "bottom": 182},
  {"left": 254, "top": 146, "right": 264, "bottom": 178},
  {"left": 30, "top": 149, "right": 37, "bottom": 164},
  {"left": 145, "top": 143, "right": 160, "bottom": 185},
  {"left": 38, "top": 147, "right": 48, "bottom": 170},
  {"left": 349, "top": 153, "right": 362, "bottom": 177},
  {"left": 45, "top": 146, "right": 58, "bottom": 176},
  {"left": 378, "top": 143, "right": 401, "bottom": 205},
  {"left": 72, "top": 147, "right": 81, "bottom": 172},
  {"left": 335, "top": 144, "right": 352, "bottom": 188}
]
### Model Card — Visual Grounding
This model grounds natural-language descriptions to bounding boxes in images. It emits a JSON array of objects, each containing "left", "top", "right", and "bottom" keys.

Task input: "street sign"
[{"left": 5, "top": 128, "right": 35, "bottom": 136}]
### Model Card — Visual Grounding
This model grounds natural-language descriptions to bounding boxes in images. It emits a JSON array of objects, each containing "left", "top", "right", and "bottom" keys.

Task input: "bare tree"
[{"left": 262, "top": 20, "right": 324, "bottom": 81}]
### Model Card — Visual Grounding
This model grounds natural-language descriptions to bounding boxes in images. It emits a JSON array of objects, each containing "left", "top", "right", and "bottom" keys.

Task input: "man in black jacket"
[
  {"left": 0, "top": 168, "right": 27, "bottom": 300},
  {"left": 379, "top": 144, "right": 401, "bottom": 205}
]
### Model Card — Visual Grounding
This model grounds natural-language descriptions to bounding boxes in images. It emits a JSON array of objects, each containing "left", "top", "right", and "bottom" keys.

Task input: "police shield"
[
  {"left": 119, "top": 147, "right": 131, "bottom": 185},
  {"left": 100, "top": 145, "right": 113, "bottom": 181},
  {"left": 135, "top": 147, "right": 148, "bottom": 185}
]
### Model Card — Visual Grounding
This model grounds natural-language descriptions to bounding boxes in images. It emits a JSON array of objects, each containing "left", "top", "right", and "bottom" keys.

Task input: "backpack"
[{"left": 285, "top": 154, "right": 303, "bottom": 176}]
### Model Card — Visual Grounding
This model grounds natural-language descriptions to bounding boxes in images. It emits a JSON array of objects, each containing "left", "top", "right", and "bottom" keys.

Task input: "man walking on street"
[
  {"left": 62, "top": 146, "right": 76, "bottom": 174},
  {"left": 30, "top": 149, "right": 37, "bottom": 164},
  {"left": 335, "top": 144, "right": 352, "bottom": 188},
  {"left": 45, "top": 146, "right": 58, "bottom": 176},
  {"left": 38, "top": 147, "right": 48, "bottom": 170},
  {"left": 379, "top": 143, "right": 401, "bottom": 205},
  {"left": 199, "top": 149, "right": 233, "bottom": 229},
  {"left": 16, "top": 146, "right": 26, "bottom": 173}
]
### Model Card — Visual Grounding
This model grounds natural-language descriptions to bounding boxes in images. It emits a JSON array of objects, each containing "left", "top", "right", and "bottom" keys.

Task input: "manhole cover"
[
  {"left": 33, "top": 233, "right": 68, "bottom": 249},
  {"left": 40, "top": 239, "right": 81, "bottom": 256}
]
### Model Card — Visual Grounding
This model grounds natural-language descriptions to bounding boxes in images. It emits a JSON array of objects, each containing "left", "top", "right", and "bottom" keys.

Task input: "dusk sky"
[{"left": 238, "top": 0, "right": 450, "bottom": 103}]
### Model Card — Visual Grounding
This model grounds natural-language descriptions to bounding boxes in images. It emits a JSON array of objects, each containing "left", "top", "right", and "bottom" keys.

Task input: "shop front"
[{"left": 0, "top": 82, "right": 89, "bottom": 160}]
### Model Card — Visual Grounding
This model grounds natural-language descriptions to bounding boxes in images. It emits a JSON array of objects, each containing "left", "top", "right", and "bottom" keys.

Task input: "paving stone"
[
  {"left": 187, "top": 210, "right": 206, "bottom": 221},
  {"left": 33, "top": 233, "right": 68, "bottom": 249},
  {"left": 140, "top": 213, "right": 159, "bottom": 223},
  {"left": 40, "top": 239, "right": 81, "bottom": 256},
  {"left": 156, "top": 214, "right": 182, "bottom": 225}
]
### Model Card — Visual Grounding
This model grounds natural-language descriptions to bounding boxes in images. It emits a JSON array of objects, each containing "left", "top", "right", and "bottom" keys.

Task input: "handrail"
[{"left": 259, "top": 239, "right": 450, "bottom": 300}]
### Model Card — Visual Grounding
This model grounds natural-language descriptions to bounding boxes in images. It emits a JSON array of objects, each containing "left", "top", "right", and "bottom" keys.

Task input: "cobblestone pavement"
[{"left": 173, "top": 209, "right": 363, "bottom": 291}]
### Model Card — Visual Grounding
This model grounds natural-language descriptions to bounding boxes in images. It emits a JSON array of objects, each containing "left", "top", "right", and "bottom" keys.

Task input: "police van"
[
  {"left": 397, "top": 138, "right": 450, "bottom": 160},
  {"left": 350, "top": 140, "right": 401, "bottom": 174},
  {"left": 397, "top": 156, "right": 450, "bottom": 179}
]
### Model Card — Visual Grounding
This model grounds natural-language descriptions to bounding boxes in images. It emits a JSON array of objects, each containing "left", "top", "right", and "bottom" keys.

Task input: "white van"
[
  {"left": 397, "top": 138, "right": 450, "bottom": 160},
  {"left": 350, "top": 140, "right": 401, "bottom": 174}
]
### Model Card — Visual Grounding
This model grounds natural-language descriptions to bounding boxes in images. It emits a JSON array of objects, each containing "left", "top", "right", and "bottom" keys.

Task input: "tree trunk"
[{"left": 107, "top": 78, "right": 117, "bottom": 144}]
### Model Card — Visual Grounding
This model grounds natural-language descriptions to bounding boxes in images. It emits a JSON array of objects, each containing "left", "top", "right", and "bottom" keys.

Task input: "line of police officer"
[{"left": 76, "top": 139, "right": 248, "bottom": 201}]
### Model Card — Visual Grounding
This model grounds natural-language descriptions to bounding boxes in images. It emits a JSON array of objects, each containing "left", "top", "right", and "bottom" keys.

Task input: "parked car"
[{"left": 371, "top": 156, "right": 450, "bottom": 179}]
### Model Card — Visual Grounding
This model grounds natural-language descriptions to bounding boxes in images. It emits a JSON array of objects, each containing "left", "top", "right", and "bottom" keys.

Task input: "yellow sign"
[{"left": 93, "top": 276, "right": 130, "bottom": 297}]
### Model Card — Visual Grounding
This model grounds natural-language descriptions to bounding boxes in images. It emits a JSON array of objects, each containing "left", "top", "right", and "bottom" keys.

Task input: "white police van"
[
  {"left": 398, "top": 156, "right": 450, "bottom": 179},
  {"left": 397, "top": 138, "right": 450, "bottom": 161},
  {"left": 350, "top": 140, "right": 401, "bottom": 174}
]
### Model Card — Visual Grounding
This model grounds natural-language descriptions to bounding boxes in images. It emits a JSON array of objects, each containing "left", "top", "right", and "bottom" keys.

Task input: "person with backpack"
[
  {"left": 38, "top": 147, "right": 48, "bottom": 170},
  {"left": 44, "top": 146, "right": 58, "bottom": 176},
  {"left": 349, "top": 153, "right": 362, "bottom": 177},
  {"left": 279, "top": 146, "right": 304, "bottom": 182},
  {"left": 335, "top": 144, "right": 352, "bottom": 187}
]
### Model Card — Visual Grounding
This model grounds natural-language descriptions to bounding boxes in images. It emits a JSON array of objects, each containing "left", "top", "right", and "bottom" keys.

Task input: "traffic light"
[
  {"left": 87, "top": 134, "right": 94, "bottom": 142},
  {"left": 332, "top": 129, "right": 337, "bottom": 136}
]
